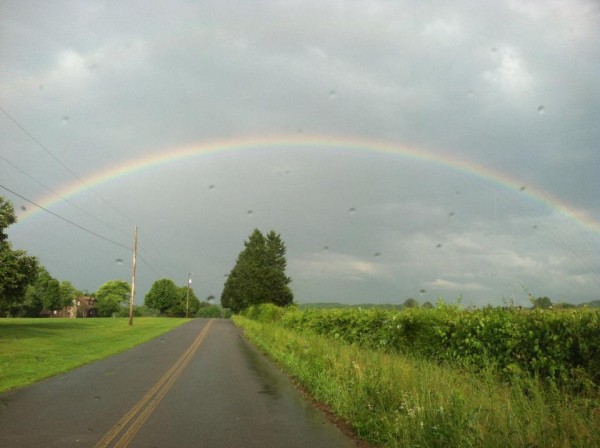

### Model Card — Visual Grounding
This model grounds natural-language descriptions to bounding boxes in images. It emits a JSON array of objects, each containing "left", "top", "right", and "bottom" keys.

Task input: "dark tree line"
[{"left": 221, "top": 229, "right": 293, "bottom": 313}]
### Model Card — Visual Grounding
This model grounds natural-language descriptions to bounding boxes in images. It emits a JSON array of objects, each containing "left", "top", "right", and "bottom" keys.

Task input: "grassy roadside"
[
  {"left": 0, "top": 317, "right": 189, "bottom": 393},
  {"left": 233, "top": 315, "right": 600, "bottom": 448}
]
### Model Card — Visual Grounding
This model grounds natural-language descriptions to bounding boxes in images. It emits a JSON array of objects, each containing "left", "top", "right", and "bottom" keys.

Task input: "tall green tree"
[
  {"left": 95, "top": 280, "right": 130, "bottom": 317},
  {"left": 144, "top": 278, "right": 200, "bottom": 316},
  {"left": 532, "top": 296, "right": 553, "bottom": 309},
  {"left": 403, "top": 298, "right": 419, "bottom": 308},
  {"left": 0, "top": 197, "right": 38, "bottom": 315},
  {"left": 35, "top": 267, "right": 62, "bottom": 312},
  {"left": 16, "top": 285, "right": 44, "bottom": 317},
  {"left": 59, "top": 281, "right": 82, "bottom": 309},
  {"left": 0, "top": 197, "right": 17, "bottom": 243},
  {"left": 221, "top": 229, "right": 293, "bottom": 313},
  {"left": 7, "top": 264, "right": 82, "bottom": 317},
  {"left": 145, "top": 278, "right": 179, "bottom": 315},
  {"left": 175, "top": 286, "right": 200, "bottom": 317}
]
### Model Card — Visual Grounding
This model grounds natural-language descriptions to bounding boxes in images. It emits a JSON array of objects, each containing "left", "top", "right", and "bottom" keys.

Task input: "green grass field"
[
  {"left": 234, "top": 315, "right": 600, "bottom": 447},
  {"left": 0, "top": 317, "right": 189, "bottom": 393}
]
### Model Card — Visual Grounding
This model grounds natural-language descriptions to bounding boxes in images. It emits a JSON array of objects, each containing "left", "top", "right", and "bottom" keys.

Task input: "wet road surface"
[{"left": 0, "top": 319, "right": 356, "bottom": 447}]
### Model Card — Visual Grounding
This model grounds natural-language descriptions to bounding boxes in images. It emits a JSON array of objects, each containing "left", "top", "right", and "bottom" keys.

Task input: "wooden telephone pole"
[
  {"left": 186, "top": 273, "right": 191, "bottom": 318},
  {"left": 129, "top": 225, "right": 138, "bottom": 326}
]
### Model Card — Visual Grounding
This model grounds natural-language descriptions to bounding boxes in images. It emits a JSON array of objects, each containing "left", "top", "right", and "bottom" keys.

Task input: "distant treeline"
[{"left": 299, "top": 299, "right": 600, "bottom": 310}]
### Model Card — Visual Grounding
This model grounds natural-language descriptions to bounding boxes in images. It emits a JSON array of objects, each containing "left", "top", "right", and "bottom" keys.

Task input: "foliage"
[
  {"left": 95, "top": 280, "right": 131, "bottom": 317},
  {"left": 0, "top": 196, "right": 17, "bottom": 243},
  {"left": 532, "top": 296, "right": 553, "bottom": 309},
  {"left": 403, "top": 298, "right": 419, "bottom": 308},
  {"left": 59, "top": 281, "right": 81, "bottom": 309},
  {"left": 221, "top": 229, "right": 293, "bottom": 313},
  {"left": 0, "top": 197, "right": 38, "bottom": 315},
  {"left": 241, "top": 302, "right": 289, "bottom": 322},
  {"left": 17, "top": 285, "right": 45, "bottom": 317},
  {"left": 298, "top": 302, "right": 404, "bottom": 310},
  {"left": 243, "top": 303, "right": 600, "bottom": 388},
  {"left": 235, "top": 315, "right": 600, "bottom": 447},
  {"left": 176, "top": 286, "right": 200, "bottom": 317},
  {"left": 195, "top": 304, "right": 230, "bottom": 318},
  {"left": 5, "top": 269, "right": 82, "bottom": 317},
  {"left": 132, "top": 305, "right": 161, "bottom": 317},
  {"left": 144, "top": 278, "right": 178, "bottom": 314},
  {"left": 144, "top": 278, "right": 200, "bottom": 316}
]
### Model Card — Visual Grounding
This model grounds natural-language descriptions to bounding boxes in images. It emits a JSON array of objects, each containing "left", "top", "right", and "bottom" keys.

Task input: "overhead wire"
[
  {"left": 1, "top": 106, "right": 174, "bottom": 280},
  {"left": 0, "top": 106, "right": 132, "bottom": 226},
  {"left": 0, "top": 153, "right": 130, "bottom": 238},
  {"left": 0, "top": 183, "right": 165, "bottom": 277},
  {"left": 0, "top": 183, "right": 131, "bottom": 251}
]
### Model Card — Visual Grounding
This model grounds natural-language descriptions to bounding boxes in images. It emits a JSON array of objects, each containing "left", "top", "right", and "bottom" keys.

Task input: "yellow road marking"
[{"left": 95, "top": 319, "right": 214, "bottom": 448}]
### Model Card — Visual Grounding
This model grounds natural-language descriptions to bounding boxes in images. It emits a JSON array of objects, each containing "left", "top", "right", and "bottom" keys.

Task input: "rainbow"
[{"left": 16, "top": 134, "right": 600, "bottom": 235}]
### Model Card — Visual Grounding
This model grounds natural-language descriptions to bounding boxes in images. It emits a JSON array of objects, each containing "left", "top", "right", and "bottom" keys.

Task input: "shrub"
[
  {"left": 196, "top": 305, "right": 229, "bottom": 318},
  {"left": 242, "top": 304, "right": 600, "bottom": 387}
]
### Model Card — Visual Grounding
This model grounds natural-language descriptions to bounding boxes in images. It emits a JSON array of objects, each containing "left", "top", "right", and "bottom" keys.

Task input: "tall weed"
[{"left": 234, "top": 315, "right": 600, "bottom": 447}]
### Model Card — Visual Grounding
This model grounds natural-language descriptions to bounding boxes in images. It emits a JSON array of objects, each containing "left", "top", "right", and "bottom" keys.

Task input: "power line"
[
  {"left": 0, "top": 183, "right": 131, "bottom": 251},
  {"left": 137, "top": 252, "right": 163, "bottom": 278},
  {"left": 0, "top": 106, "right": 133, "bottom": 226},
  {"left": 1, "top": 182, "right": 166, "bottom": 277},
  {"left": 0, "top": 154, "right": 130, "bottom": 238},
  {"left": 137, "top": 230, "right": 178, "bottom": 277},
  {"left": 1, "top": 106, "right": 183, "bottom": 281}
]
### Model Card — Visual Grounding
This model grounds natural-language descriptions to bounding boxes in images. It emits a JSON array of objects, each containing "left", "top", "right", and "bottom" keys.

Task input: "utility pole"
[
  {"left": 129, "top": 225, "right": 137, "bottom": 326},
  {"left": 186, "top": 273, "right": 192, "bottom": 318}
]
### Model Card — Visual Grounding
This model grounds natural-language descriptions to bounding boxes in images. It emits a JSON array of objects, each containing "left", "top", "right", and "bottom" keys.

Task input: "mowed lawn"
[{"left": 0, "top": 318, "right": 189, "bottom": 393}]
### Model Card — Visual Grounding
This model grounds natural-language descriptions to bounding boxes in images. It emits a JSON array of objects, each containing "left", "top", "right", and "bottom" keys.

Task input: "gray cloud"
[{"left": 1, "top": 0, "right": 598, "bottom": 306}]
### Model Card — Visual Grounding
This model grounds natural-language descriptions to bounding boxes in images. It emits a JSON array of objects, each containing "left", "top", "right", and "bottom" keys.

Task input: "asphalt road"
[{"left": 0, "top": 319, "right": 356, "bottom": 447}]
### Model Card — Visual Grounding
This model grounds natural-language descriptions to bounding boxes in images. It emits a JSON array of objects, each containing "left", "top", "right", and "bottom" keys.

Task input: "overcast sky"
[{"left": 1, "top": 0, "right": 598, "bottom": 307}]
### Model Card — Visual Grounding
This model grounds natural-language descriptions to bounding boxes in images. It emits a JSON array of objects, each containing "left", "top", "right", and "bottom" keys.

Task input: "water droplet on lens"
[
  {"left": 436, "top": 243, "right": 442, "bottom": 248},
  {"left": 115, "top": 259, "right": 123, "bottom": 265},
  {"left": 329, "top": 90, "right": 336, "bottom": 99},
  {"left": 349, "top": 207, "right": 356, "bottom": 214},
  {"left": 208, "top": 184, "right": 215, "bottom": 190},
  {"left": 62, "top": 116, "right": 69, "bottom": 124},
  {"left": 537, "top": 105, "right": 545, "bottom": 114},
  {"left": 20, "top": 205, "right": 27, "bottom": 211},
  {"left": 532, "top": 225, "right": 538, "bottom": 229},
  {"left": 520, "top": 186, "right": 526, "bottom": 191},
  {"left": 323, "top": 246, "right": 329, "bottom": 251},
  {"left": 448, "top": 212, "right": 455, "bottom": 217},
  {"left": 247, "top": 210, "right": 253, "bottom": 216},
  {"left": 373, "top": 252, "right": 381, "bottom": 257},
  {"left": 419, "top": 289, "right": 426, "bottom": 294}
]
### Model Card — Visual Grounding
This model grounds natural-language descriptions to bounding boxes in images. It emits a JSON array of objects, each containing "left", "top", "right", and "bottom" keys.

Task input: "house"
[
  {"left": 41, "top": 296, "right": 98, "bottom": 318},
  {"left": 72, "top": 296, "right": 98, "bottom": 318}
]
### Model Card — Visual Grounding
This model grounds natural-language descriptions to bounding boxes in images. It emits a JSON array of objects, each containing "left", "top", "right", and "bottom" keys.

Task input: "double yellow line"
[{"left": 95, "top": 319, "right": 214, "bottom": 448}]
